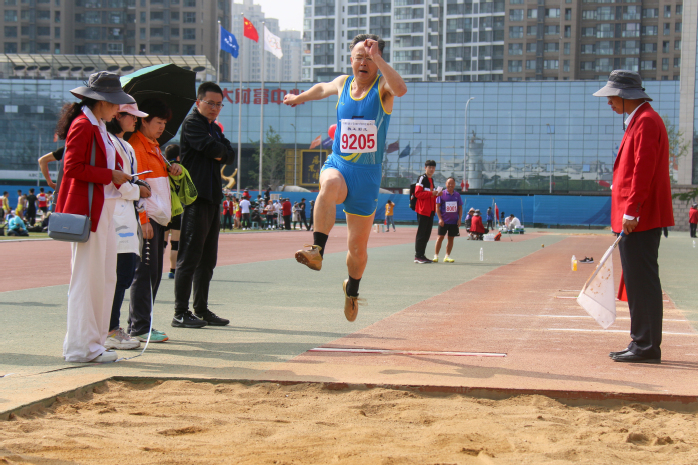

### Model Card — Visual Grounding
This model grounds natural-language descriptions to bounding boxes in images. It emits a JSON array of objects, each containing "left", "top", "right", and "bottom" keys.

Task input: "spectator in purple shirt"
[{"left": 433, "top": 177, "right": 463, "bottom": 263}]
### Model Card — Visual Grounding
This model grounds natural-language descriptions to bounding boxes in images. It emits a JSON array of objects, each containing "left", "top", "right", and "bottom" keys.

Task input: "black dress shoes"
[
  {"left": 611, "top": 352, "right": 661, "bottom": 364},
  {"left": 609, "top": 348, "right": 631, "bottom": 358}
]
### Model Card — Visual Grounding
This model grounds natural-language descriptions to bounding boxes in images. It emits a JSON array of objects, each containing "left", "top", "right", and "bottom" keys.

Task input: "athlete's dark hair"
[
  {"left": 29, "top": 188, "right": 34, "bottom": 193},
  {"left": 164, "top": 144, "right": 180, "bottom": 161},
  {"left": 135, "top": 98, "right": 172, "bottom": 131},
  {"left": 197, "top": 81, "right": 223, "bottom": 100},
  {"left": 446, "top": 177, "right": 455, "bottom": 183},
  {"left": 424, "top": 160, "right": 436, "bottom": 167},
  {"left": 350, "top": 34, "right": 384, "bottom": 54}
]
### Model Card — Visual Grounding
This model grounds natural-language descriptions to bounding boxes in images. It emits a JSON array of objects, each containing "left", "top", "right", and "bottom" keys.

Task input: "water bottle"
[
  {"left": 480, "top": 247, "right": 484, "bottom": 261},
  {"left": 571, "top": 254, "right": 578, "bottom": 271}
]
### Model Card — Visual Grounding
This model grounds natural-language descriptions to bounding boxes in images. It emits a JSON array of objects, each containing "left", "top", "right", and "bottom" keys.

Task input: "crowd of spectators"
[
  {"left": 219, "top": 188, "right": 313, "bottom": 232},
  {"left": 0, "top": 188, "right": 54, "bottom": 235}
]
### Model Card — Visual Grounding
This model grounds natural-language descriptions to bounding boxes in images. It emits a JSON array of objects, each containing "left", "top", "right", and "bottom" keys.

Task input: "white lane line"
[
  {"left": 555, "top": 296, "right": 670, "bottom": 303},
  {"left": 547, "top": 328, "right": 698, "bottom": 336},
  {"left": 308, "top": 348, "right": 507, "bottom": 357},
  {"left": 501, "top": 314, "right": 689, "bottom": 322}
]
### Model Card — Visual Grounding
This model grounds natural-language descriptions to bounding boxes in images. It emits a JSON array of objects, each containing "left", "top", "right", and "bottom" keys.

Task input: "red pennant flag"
[
  {"left": 386, "top": 140, "right": 399, "bottom": 153},
  {"left": 309, "top": 135, "right": 322, "bottom": 149},
  {"left": 243, "top": 17, "right": 259, "bottom": 42},
  {"left": 617, "top": 272, "right": 628, "bottom": 302}
]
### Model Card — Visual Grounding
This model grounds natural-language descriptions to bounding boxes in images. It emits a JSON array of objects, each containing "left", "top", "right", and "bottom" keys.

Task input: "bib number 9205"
[{"left": 340, "top": 119, "right": 378, "bottom": 154}]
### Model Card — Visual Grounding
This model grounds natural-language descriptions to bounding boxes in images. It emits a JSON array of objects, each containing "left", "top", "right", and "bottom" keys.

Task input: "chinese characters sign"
[
  {"left": 221, "top": 87, "right": 304, "bottom": 105},
  {"left": 301, "top": 150, "right": 328, "bottom": 186}
]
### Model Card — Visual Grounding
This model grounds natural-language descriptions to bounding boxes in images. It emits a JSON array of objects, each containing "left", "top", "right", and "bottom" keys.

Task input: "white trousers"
[{"left": 63, "top": 199, "right": 117, "bottom": 362}]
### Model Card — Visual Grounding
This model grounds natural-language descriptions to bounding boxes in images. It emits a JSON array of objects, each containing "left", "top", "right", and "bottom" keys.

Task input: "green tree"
[
  {"left": 248, "top": 126, "right": 287, "bottom": 190},
  {"left": 662, "top": 115, "right": 690, "bottom": 184}
]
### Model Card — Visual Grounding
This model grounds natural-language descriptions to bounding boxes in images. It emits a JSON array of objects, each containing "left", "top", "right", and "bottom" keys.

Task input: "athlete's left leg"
[
  {"left": 446, "top": 235, "right": 455, "bottom": 256},
  {"left": 345, "top": 211, "right": 375, "bottom": 283}
]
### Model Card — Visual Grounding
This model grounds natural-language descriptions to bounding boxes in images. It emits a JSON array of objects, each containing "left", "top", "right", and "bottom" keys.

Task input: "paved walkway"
[{"left": 1, "top": 227, "right": 697, "bottom": 417}]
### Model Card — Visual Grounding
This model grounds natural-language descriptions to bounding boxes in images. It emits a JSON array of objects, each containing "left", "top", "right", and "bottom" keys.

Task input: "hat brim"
[
  {"left": 593, "top": 84, "right": 652, "bottom": 101},
  {"left": 70, "top": 87, "right": 136, "bottom": 105}
]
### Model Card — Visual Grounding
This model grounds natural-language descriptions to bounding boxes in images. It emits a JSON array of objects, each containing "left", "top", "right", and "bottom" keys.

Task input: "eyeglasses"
[{"left": 201, "top": 100, "right": 224, "bottom": 109}]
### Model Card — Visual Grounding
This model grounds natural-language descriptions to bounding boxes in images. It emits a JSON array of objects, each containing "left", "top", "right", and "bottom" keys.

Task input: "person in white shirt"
[
  {"left": 239, "top": 197, "right": 251, "bottom": 229},
  {"left": 506, "top": 214, "right": 521, "bottom": 231}
]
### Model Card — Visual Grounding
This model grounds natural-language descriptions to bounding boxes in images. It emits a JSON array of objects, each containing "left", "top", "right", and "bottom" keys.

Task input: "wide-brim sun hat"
[
  {"left": 593, "top": 70, "right": 652, "bottom": 101},
  {"left": 119, "top": 103, "right": 148, "bottom": 117},
  {"left": 70, "top": 71, "right": 135, "bottom": 105}
]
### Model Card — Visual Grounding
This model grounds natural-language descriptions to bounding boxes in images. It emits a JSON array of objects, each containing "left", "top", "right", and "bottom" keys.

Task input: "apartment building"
[
  {"left": 230, "top": 0, "right": 302, "bottom": 83},
  {"left": 0, "top": 0, "right": 233, "bottom": 80},
  {"left": 302, "top": 0, "right": 686, "bottom": 82}
]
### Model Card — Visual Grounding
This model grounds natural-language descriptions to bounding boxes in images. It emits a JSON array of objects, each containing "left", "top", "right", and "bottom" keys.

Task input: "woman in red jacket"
[{"left": 55, "top": 72, "right": 135, "bottom": 363}]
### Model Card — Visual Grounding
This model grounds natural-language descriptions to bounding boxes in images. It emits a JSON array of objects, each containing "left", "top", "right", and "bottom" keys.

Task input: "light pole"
[
  {"left": 546, "top": 123, "right": 554, "bottom": 193},
  {"left": 464, "top": 97, "right": 474, "bottom": 191},
  {"left": 290, "top": 122, "right": 297, "bottom": 185}
]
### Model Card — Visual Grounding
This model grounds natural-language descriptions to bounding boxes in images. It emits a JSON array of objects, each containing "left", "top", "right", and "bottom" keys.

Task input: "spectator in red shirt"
[
  {"left": 37, "top": 188, "right": 48, "bottom": 216},
  {"left": 221, "top": 194, "right": 233, "bottom": 231},
  {"left": 282, "top": 198, "right": 292, "bottom": 230},
  {"left": 469, "top": 209, "right": 488, "bottom": 240},
  {"left": 414, "top": 160, "right": 440, "bottom": 264},
  {"left": 689, "top": 203, "right": 698, "bottom": 238},
  {"left": 242, "top": 188, "right": 251, "bottom": 200}
]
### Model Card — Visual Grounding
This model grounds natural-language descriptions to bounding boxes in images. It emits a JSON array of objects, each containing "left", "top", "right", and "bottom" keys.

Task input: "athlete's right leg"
[
  {"left": 295, "top": 168, "right": 347, "bottom": 271},
  {"left": 434, "top": 235, "right": 445, "bottom": 257}
]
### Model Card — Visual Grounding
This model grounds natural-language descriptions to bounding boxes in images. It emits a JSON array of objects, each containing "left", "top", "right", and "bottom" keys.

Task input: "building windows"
[
  {"left": 640, "top": 60, "right": 656, "bottom": 70},
  {"left": 545, "top": 8, "right": 559, "bottom": 19},
  {"left": 170, "top": 11, "right": 179, "bottom": 21},
  {"left": 183, "top": 0, "right": 195, "bottom": 6},
  {"left": 674, "top": 57, "right": 681, "bottom": 68},
  {"left": 527, "top": 8, "right": 536, "bottom": 19},
  {"left": 37, "top": 10, "right": 50, "bottom": 20},
  {"left": 170, "top": 27, "right": 179, "bottom": 37},
  {"left": 139, "top": 27, "right": 145, "bottom": 39},
  {"left": 510, "top": 0, "right": 523, "bottom": 4},
  {"left": 508, "top": 60, "right": 522, "bottom": 73},
  {"left": 662, "top": 41, "right": 670, "bottom": 53},
  {"left": 4, "top": 9, "right": 17, "bottom": 21},
  {"left": 622, "top": 5, "right": 640, "bottom": 20},
  {"left": 564, "top": 25, "right": 571, "bottom": 38},
  {"left": 525, "top": 59, "right": 536, "bottom": 70},
  {"left": 543, "top": 42, "right": 559, "bottom": 53},
  {"left": 622, "top": 40, "right": 639, "bottom": 55},
  {"left": 581, "top": 44, "right": 594, "bottom": 54},
  {"left": 581, "top": 27, "right": 595, "bottom": 37},
  {"left": 150, "top": 11, "right": 164, "bottom": 21},
  {"left": 182, "top": 44, "right": 196, "bottom": 55},
  {"left": 676, "top": 5, "right": 682, "bottom": 15},
  {"left": 183, "top": 27, "right": 195, "bottom": 40},
  {"left": 4, "top": 42, "right": 17, "bottom": 53},
  {"left": 596, "top": 6, "right": 613, "bottom": 20},
  {"left": 675, "top": 40, "right": 681, "bottom": 51},
  {"left": 150, "top": 44, "right": 163, "bottom": 54},
  {"left": 663, "top": 23, "right": 670, "bottom": 35},
  {"left": 661, "top": 58, "right": 669, "bottom": 71},
  {"left": 183, "top": 12, "right": 196, "bottom": 23},
  {"left": 621, "top": 57, "right": 638, "bottom": 71},
  {"left": 509, "top": 9, "right": 523, "bottom": 21},
  {"left": 140, "top": 12, "right": 146, "bottom": 23},
  {"left": 150, "top": 27, "right": 163, "bottom": 37},
  {"left": 641, "top": 42, "right": 657, "bottom": 53},
  {"left": 526, "top": 26, "right": 537, "bottom": 36},
  {"left": 563, "top": 43, "right": 569, "bottom": 54},
  {"left": 664, "top": 5, "right": 671, "bottom": 18},
  {"left": 675, "top": 23, "right": 682, "bottom": 33},
  {"left": 54, "top": 27, "right": 60, "bottom": 38},
  {"left": 582, "top": 10, "right": 596, "bottom": 20},
  {"left": 4, "top": 0, "right": 16, "bottom": 5},
  {"left": 564, "top": 8, "right": 571, "bottom": 21},
  {"left": 596, "top": 58, "right": 611, "bottom": 72},
  {"left": 596, "top": 24, "right": 613, "bottom": 38},
  {"left": 508, "top": 43, "right": 523, "bottom": 55},
  {"left": 37, "top": 42, "right": 49, "bottom": 52},
  {"left": 37, "top": 26, "right": 50, "bottom": 36},
  {"left": 563, "top": 60, "right": 569, "bottom": 72},
  {"left": 4, "top": 25, "right": 17, "bottom": 37},
  {"left": 580, "top": 61, "right": 594, "bottom": 71},
  {"left": 509, "top": 26, "right": 523, "bottom": 39},
  {"left": 526, "top": 42, "right": 536, "bottom": 53},
  {"left": 641, "top": 26, "right": 658, "bottom": 36},
  {"left": 621, "top": 23, "right": 639, "bottom": 38},
  {"left": 642, "top": 8, "right": 659, "bottom": 19},
  {"left": 544, "top": 25, "right": 559, "bottom": 36}
]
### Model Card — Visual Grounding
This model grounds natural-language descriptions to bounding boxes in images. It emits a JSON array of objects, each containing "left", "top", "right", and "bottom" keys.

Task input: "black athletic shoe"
[
  {"left": 196, "top": 309, "right": 230, "bottom": 326},
  {"left": 171, "top": 311, "right": 208, "bottom": 328},
  {"left": 580, "top": 257, "right": 594, "bottom": 264}
]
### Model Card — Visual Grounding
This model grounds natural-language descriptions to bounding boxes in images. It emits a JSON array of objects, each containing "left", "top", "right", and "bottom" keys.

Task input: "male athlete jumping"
[{"left": 283, "top": 34, "right": 407, "bottom": 322}]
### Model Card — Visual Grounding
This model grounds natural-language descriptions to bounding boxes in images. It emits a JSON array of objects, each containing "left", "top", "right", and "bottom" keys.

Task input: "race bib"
[
  {"left": 340, "top": 119, "right": 378, "bottom": 154},
  {"left": 445, "top": 201, "right": 457, "bottom": 213}
]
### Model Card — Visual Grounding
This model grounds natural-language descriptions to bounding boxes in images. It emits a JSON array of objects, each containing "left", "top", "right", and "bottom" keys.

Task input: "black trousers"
[
  {"left": 175, "top": 202, "right": 220, "bottom": 316},
  {"left": 111, "top": 252, "right": 138, "bottom": 332},
  {"left": 283, "top": 214, "right": 291, "bottom": 230},
  {"left": 299, "top": 211, "right": 310, "bottom": 230},
  {"left": 26, "top": 207, "right": 36, "bottom": 225},
  {"left": 618, "top": 228, "right": 663, "bottom": 359},
  {"left": 128, "top": 220, "right": 165, "bottom": 336},
  {"left": 222, "top": 212, "right": 232, "bottom": 230},
  {"left": 415, "top": 213, "right": 434, "bottom": 258},
  {"left": 690, "top": 223, "right": 697, "bottom": 237},
  {"left": 241, "top": 213, "right": 250, "bottom": 228}
]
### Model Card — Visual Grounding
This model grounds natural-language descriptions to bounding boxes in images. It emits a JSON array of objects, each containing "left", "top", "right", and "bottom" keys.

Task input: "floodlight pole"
[
  {"left": 546, "top": 123, "right": 553, "bottom": 193},
  {"left": 464, "top": 97, "right": 474, "bottom": 190},
  {"left": 291, "top": 122, "right": 297, "bottom": 185}
]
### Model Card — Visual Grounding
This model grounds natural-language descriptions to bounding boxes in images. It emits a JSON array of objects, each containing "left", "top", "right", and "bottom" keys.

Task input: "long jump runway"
[{"left": 1, "top": 228, "right": 697, "bottom": 416}]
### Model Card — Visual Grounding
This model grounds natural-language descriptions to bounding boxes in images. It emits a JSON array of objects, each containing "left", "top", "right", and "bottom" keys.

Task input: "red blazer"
[
  {"left": 690, "top": 207, "right": 698, "bottom": 224},
  {"left": 55, "top": 114, "right": 123, "bottom": 232},
  {"left": 471, "top": 215, "right": 485, "bottom": 233},
  {"left": 611, "top": 103, "right": 674, "bottom": 233}
]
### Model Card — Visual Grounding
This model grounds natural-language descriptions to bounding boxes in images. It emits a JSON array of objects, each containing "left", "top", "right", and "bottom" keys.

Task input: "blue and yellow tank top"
[{"left": 331, "top": 75, "right": 391, "bottom": 165}]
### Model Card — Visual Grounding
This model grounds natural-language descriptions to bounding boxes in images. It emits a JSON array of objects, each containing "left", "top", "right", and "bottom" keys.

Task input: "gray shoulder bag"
[{"left": 48, "top": 136, "right": 97, "bottom": 243}]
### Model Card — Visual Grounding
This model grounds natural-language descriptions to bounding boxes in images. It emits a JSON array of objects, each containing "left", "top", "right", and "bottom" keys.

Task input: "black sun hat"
[
  {"left": 70, "top": 71, "right": 135, "bottom": 105},
  {"left": 593, "top": 70, "right": 652, "bottom": 101}
]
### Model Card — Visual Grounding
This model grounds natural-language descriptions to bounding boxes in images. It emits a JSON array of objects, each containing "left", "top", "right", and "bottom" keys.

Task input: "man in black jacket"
[{"left": 173, "top": 82, "right": 236, "bottom": 328}]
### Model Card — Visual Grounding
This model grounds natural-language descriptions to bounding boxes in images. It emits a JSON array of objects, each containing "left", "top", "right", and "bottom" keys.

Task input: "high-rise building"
[
  {"left": 302, "top": 0, "right": 684, "bottom": 83},
  {"left": 0, "top": 0, "right": 232, "bottom": 81},
  {"left": 230, "top": 0, "right": 302, "bottom": 83}
]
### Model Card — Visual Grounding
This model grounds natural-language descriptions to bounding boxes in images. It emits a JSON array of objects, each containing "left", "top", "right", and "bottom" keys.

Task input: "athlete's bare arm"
[
  {"left": 363, "top": 38, "right": 407, "bottom": 113},
  {"left": 282, "top": 75, "right": 346, "bottom": 107}
]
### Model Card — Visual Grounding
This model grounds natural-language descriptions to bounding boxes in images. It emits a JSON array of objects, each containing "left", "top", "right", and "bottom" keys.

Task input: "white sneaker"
[
  {"left": 104, "top": 328, "right": 140, "bottom": 350},
  {"left": 89, "top": 350, "right": 118, "bottom": 363}
]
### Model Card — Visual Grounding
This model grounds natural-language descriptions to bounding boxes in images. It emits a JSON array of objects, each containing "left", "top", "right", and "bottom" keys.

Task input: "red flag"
[
  {"left": 495, "top": 203, "right": 499, "bottom": 221},
  {"left": 617, "top": 272, "right": 628, "bottom": 302},
  {"left": 243, "top": 17, "right": 258, "bottom": 42},
  {"left": 386, "top": 140, "right": 399, "bottom": 153},
  {"left": 309, "top": 135, "right": 322, "bottom": 149}
]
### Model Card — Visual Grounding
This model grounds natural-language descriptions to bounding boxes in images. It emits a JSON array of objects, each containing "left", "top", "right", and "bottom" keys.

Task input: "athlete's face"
[
  {"left": 446, "top": 178, "right": 455, "bottom": 193},
  {"left": 350, "top": 43, "right": 379, "bottom": 82}
]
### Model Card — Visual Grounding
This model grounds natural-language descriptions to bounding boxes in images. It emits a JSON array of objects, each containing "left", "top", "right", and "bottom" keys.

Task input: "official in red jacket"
[
  {"left": 594, "top": 70, "right": 674, "bottom": 364},
  {"left": 689, "top": 203, "right": 697, "bottom": 238},
  {"left": 414, "top": 160, "right": 439, "bottom": 263},
  {"left": 55, "top": 72, "right": 134, "bottom": 363}
]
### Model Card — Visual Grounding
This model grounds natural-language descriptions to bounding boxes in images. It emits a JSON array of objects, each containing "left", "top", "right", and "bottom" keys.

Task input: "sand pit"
[{"left": 2, "top": 381, "right": 697, "bottom": 465}]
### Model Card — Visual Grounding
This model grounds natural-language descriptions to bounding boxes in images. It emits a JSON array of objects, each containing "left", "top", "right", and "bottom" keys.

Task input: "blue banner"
[{"left": 220, "top": 25, "right": 239, "bottom": 58}]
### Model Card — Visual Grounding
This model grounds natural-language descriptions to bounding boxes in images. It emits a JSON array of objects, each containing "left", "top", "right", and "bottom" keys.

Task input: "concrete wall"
[{"left": 671, "top": 185, "right": 698, "bottom": 231}]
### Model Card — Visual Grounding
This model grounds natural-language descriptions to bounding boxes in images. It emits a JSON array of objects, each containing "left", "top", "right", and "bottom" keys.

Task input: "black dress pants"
[
  {"left": 175, "top": 202, "right": 220, "bottom": 316},
  {"left": 128, "top": 220, "right": 165, "bottom": 336},
  {"left": 299, "top": 211, "right": 310, "bottom": 230},
  {"left": 283, "top": 214, "right": 291, "bottom": 230},
  {"left": 415, "top": 213, "right": 434, "bottom": 258},
  {"left": 690, "top": 223, "right": 697, "bottom": 237},
  {"left": 618, "top": 228, "right": 663, "bottom": 359}
]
